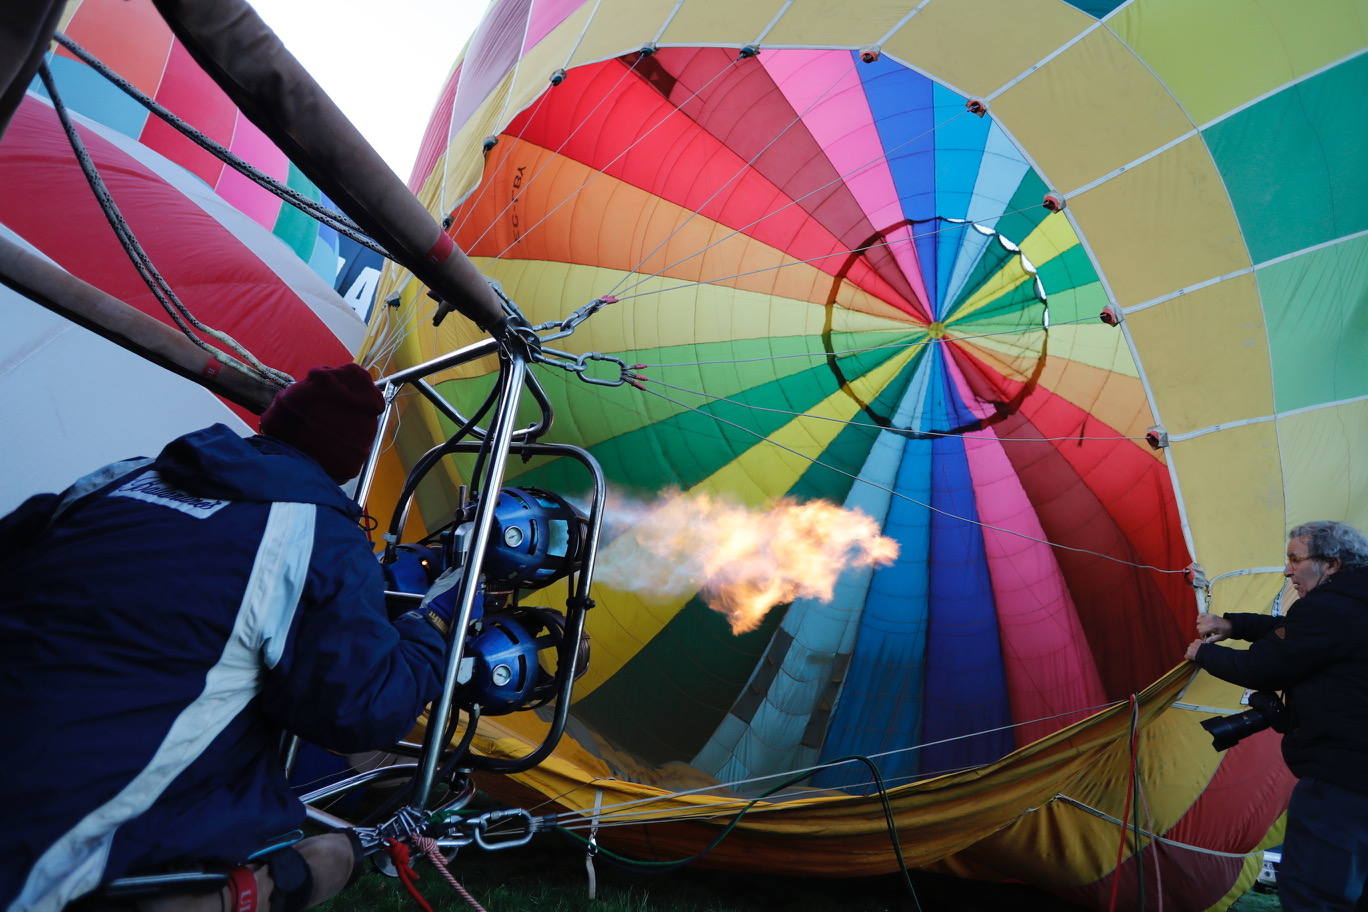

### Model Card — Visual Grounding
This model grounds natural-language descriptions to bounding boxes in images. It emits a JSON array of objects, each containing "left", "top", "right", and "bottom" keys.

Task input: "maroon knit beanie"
[{"left": 258, "top": 364, "right": 384, "bottom": 482}]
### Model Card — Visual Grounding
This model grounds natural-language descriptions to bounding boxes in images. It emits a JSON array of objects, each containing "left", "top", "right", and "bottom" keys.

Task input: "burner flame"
[{"left": 596, "top": 490, "right": 899, "bottom": 633}]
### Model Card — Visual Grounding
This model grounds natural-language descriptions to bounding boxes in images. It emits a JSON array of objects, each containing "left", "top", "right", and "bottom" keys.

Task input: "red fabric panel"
[
  {"left": 60, "top": 0, "right": 174, "bottom": 97},
  {"left": 982, "top": 374, "right": 1191, "bottom": 698},
  {"left": 1167, "top": 728, "right": 1293, "bottom": 852},
  {"left": 138, "top": 41, "right": 237, "bottom": 187},
  {"left": 0, "top": 98, "right": 351, "bottom": 424}
]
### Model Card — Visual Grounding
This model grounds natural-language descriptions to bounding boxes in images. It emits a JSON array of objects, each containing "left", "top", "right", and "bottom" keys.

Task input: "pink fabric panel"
[
  {"left": 943, "top": 356, "right": 1107, "bottom": 745},
  {"left": 522, "top": 0, "right": 588, "bottom": 54},
  {"left": 409, "top": 64, "right": 461, "bottom": 192},
  {"left": 760, "top": 50, "right": 932, "bottom": 311},
  {"left": 216, "top": 114, "right": 287, "bottom": 230}
]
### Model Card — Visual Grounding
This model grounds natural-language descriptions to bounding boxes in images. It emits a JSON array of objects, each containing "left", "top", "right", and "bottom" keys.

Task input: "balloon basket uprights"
[{"left": 295, "top": 329, "right": 606, "bottom": 865}]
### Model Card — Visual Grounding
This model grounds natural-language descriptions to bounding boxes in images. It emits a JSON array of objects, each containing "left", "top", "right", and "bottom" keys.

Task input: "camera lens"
[{"left": 1200, "top": 708, "right": 1271, "bottom": 751}]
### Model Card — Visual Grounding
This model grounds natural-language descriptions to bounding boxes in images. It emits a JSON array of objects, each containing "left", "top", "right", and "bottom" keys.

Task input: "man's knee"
[{"left": 134, "top": 833, "right": 364, "bottom": 912}]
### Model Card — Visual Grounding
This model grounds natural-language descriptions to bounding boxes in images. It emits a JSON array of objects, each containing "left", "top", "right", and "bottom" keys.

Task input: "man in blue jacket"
[
  {"left": 0, "top": 364, "right": 448, "bottom": 912},
  {"left": 1187, "top": 520, "right": 1368, "bottom": 912}
]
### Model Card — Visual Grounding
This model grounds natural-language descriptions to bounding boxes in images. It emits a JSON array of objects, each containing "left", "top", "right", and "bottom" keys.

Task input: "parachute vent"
[
  {"left": 550, "top": 68, "right": 567, "bottom": 86},
  {"left": 966, "top": 98, "right": 987, "bottom": 117},
  {"left": 859, "top": 46, "right": 881, "bottom": 63},
  {"left": 482, "top": 135, "right": 499, "bottom": 153},
  {"left": 1099, "top": 305, "right": 1123, "bottom": 326},
  {"left": 1146, "top": 426, "right": 1169, "bottom": 449},
  {"left": 738, "top": 45, "right": 761, "bottom": 59},
  {"left": 1043, "top": 192, "right": 1067, "bottom": 212}
]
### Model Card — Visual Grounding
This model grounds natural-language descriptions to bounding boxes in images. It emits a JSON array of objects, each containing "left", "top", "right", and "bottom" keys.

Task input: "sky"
[{"left": 247, "top": 0, "right": 489, "bottom": 180}]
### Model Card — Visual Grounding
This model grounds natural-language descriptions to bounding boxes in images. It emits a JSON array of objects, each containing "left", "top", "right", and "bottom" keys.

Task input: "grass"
[
  {"left": 317, "top": 834, "right": 1287, "bottom": 912},
  {"left": 319, "top": 832, "right": 1098, "bottom": 912}
]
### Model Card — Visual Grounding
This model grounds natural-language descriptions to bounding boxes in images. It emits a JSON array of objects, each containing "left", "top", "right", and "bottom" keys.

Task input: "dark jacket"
[
  {"left": 1195, "top": 567, "right": 1368, "bottom": 794},
  {"left": 0, "top": 425, "right": 446, "bottom": 912}
]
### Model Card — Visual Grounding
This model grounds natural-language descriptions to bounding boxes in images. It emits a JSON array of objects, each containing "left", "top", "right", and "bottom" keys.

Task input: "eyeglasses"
[{"left": 1285, "top": 553, "right": 1327, "bottom": 565}]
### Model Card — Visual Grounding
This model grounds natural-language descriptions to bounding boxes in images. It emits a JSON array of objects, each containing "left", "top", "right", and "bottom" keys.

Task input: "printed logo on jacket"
[{"left": 109, "top": 470, "right": 230, "bottom": 518}]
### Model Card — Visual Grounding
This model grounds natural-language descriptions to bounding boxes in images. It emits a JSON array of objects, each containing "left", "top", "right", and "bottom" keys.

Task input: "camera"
[{"left": 1200, "top": 690, "right": 1289, "bottom": 751}]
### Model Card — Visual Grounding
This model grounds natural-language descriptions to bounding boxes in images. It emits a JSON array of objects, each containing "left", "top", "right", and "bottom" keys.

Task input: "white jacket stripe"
[{"left": 11, "top": 501, "right": 316, "bottom": 912}]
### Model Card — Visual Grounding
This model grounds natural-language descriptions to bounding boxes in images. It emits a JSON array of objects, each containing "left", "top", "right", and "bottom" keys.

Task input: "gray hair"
[{"left": 1289, "top": 521, "right": 1368, "bottom": 571}]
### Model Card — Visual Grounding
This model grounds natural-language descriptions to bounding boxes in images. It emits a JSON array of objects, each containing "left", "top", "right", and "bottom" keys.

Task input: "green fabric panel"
[
  {"left": 272, "top": 164, "right": 323, "bottom": 263},
  {"left": 497, "top": 343, "right": 906, "bottom": 497},
  {"left": 571, "top": 595, "right": 784, "bottom": 766},
  {"left": 1259, "top": 234, "right": 1368, "bottom": 412},
  {"left": 1038, "top": 281, "right": 1109, "bottom": 327},
  {"left": 992, "top": 169, "right": 1052, "bottom": 252},
  {"left": 1033, "top": 245, "right": 1101, "bottom": 322},
  {"left": 1204, "top": 55, "right": 1368, "bottom": 264}
]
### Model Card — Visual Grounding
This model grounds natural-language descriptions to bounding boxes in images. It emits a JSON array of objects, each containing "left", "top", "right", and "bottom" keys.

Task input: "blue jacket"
[{"left": 0, "top": 425, "right": 446, "bottom": 912}]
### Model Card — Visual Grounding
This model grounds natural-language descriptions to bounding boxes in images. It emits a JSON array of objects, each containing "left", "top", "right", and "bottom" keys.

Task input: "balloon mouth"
[{"left": 821, "top": 217, "right": 1049, "bottom": 439}]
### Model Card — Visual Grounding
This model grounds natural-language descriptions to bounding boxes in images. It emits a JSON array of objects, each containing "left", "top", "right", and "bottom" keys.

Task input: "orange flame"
[{"left": 597, "top": 490, "right": 899, "bottom": 634}]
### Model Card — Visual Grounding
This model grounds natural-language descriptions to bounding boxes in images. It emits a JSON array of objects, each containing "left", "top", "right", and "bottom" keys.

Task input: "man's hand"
[
  {"left": 1195, "top": 613, "right": 1232, "bottom": 642},
  {"left": 1185, "top": 638, "right": 1206, "bottom": 662}
]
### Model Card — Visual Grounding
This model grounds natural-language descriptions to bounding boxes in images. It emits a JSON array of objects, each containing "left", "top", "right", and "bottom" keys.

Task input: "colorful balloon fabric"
[
  {"left": 0, "top": 90, "right": 361, "bottom": 513},
  {"left": 38, "top": 0, "right": 384, "bottom": 318},
  {"left": 374, "top": 1, "right": 1367, "bottom": 906}
]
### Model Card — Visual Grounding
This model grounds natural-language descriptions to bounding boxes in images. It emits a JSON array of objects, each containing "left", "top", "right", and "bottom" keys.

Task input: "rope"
[
  {"left": 413, "top": 836, "right": 489, "bottom": 912},
  {"left": 1107, "top": 696, "right": 1140, "bottom": 912},
  {"left": 52, "top": 32, "right": 389, "bottom": 258},
  {"left": 37, "top": 63, "right": 292, "bottom": 390},
  {"left": 385, "top": 840, "right": 433, "bottom": 912}
]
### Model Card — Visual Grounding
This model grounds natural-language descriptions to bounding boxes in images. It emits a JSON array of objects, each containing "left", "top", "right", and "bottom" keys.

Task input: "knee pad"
[{"left": 265, "top": 848, "right": 313, "bottom": 912}]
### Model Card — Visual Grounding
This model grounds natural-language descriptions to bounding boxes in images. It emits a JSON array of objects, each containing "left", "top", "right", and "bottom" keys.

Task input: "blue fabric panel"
[
  {"left": 943, "top": 123, "right": 1031, "bottom": 306},
  {"left": 918, "top": 426, "right": 1012, "bottom": 775},
  {"left": 930, "top": 84, "right": 990, "bottom": 316},
  {"left": 813, "top": 435, "right": 934, "bottom": 791},
  {"left": 32, "top": 57, "right": 151, "bottom": 141},
  {"left": 924, "top": 345, "right": 979, "bottom": 432},
  {"left": 861, "top": 56, "right": 938, "bottom": 312}
]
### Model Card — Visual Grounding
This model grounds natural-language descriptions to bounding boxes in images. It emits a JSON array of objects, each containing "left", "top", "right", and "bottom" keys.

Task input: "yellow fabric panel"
[
  {"left": 762, "top": 0, "right": 914, "bottom": 48},
  {"left": 952, "top": 257, "right": 1033, "bottom": 322},
  {"left": 462, "top": 667, "right": 1193, "bottom": 876},
  {"left": 992, "top": 27, "right": 1193, "bottom": 193},
  {"left": 659, "top": 0, "right": 787, "bottom": 46},
  {"left": 1066, "top": 137, "right": 1249, "bottom": 307},
  {"left": 1018, "top": 209, "right": 1083, "bottom": 271},
  {"left": 1278, "top": 399, "right": 1368, "bottom": 528},
  {"left": 1204, "top": 571, "right": 1286, "bottom": 629},
  {"left": 1170, "top": 422, "right": 1285, "bottom": 577},
  {"left": 969, "top": 323, "right": 1139, "bottom": 378},
  {"left": 882, "top": 0, "right": 1092, "bottom": 99},
  {"left": 1112, "top": 0, "right": 1368, "bottom": 125},
  {"left": 570, "top": 0, "right": 681, "bottom": 65},
  {"left": 1124, "top": 274, "right": 1274, "bottom": 434}
]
